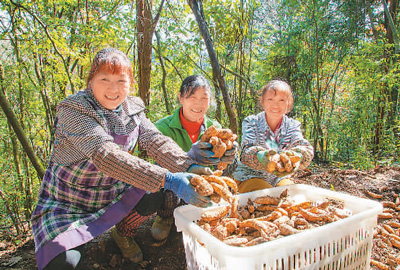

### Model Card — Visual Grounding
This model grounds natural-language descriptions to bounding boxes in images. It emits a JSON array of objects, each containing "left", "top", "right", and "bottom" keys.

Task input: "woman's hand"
[
  {"left": 163, "top": 172, "right": 211, "bottom": 208},
  {"left": 187, "top": 164, "right": 213, "bottom": 175},
  {"left": 220, "top": 141, "right": 239, "bottom": 164},
  {"left": 256, "top": 149, "right": 277, "bottom": 168},
  {"left": 187, "top": 141, "right": 220, "bottom": 165}
]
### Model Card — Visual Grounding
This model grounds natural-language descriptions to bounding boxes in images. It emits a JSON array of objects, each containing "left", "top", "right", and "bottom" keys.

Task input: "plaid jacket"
[
  {"left": 31, "top": 89, "right": 194, "bottom": 269},
  {"left": 233, "top": 112, "right": 314, "bottom": 186}
]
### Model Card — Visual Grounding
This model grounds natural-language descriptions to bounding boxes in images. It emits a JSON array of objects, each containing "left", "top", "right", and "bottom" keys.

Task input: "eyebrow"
[{"left": 97, "top": 72, "right": 128, "bottom": 77}]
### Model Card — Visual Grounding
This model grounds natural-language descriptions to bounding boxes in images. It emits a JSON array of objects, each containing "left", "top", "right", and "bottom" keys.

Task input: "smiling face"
[
  {"left": 179, "top": 87, "right": 211, "bottom": 122},
  {"left": 91, "top": 71, "right": 130, "bottom": 110},
  {"left": 260, "top": 89, "right": 290, "bottom": 123},
  {"left": 86, "top": 48, "right": 134, "bottom": 110}
]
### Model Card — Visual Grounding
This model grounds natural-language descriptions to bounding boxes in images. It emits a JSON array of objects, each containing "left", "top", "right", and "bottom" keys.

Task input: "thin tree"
[
  {"left": 136, "top": 0, "right": 165, "bottom": 106},
  {"left": 188, "top": 0, "right": 238, "bottom": 133},
  {"left": 154, "top": 30, "right": 172, "bottom": 114},
  {"left": 0, "top": 64, "right": 45, "bottom": 179}
]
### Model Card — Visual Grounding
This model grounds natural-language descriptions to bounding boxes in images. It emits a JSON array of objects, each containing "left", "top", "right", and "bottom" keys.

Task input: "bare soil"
[{"left": 1, "top": 165, "right": 399, "bottom": 270}]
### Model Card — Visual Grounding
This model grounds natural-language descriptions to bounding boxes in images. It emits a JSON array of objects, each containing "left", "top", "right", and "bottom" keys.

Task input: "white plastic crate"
[{"left": 174, "top": 184, "right": 382, "bottom": 270}]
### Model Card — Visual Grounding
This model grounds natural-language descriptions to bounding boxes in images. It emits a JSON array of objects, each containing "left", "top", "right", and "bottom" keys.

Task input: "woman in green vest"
[{"left": 151, "top": 75, "right": 238, "bottom": 242}]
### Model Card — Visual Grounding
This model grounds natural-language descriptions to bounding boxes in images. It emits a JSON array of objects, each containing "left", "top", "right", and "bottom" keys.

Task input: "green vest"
[{"left": 155, "top": 107, "right": 221, "bottom": 152}]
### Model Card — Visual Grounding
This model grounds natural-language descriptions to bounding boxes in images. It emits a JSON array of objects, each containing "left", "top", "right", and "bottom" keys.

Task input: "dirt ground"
[{"left": 1, "top": 165, "right": 399, "bottom": 270}]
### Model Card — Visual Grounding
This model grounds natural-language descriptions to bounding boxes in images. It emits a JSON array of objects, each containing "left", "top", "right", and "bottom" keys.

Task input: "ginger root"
[
  {"left": 197, "top": 189, "right": 353, "bottom": 247},
  {"left": 209, "top": 136, "right": 226, "bottom": 158},
  {"left": 210, "top": 182, "right": 233, "bottom": 204},
  {"left": 190, "top": 173, "right": 238, "bottom": 204},
  {"left": 200, "top": 205, "right": 230, "bottom": 222},
  {"left": 190, "top": 175, "right": 214, "bottom": 196},
  {"left": 265, "top": 150, "right": 301, "bottom": 174},
  {"left": 200, "top": 125, "right": 238, "bottom": 170},
  {"left": 200, "top": 125, "right": 218, "bottom": 142},
  {"left": 254, "top": 195, "right": 280, "bottom": 205}
]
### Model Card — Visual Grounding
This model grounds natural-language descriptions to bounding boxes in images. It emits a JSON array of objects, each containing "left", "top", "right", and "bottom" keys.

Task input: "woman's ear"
[
  {"left": 178, "top": 94, "right": 183, "bottom": 105},
  {"left": 259, "top": 96, "right": 264, "bottom": 109}
]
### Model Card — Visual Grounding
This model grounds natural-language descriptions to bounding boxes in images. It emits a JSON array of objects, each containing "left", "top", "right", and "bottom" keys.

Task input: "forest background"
[{"left": 0, "top": 0, "right": 399, "bottom": 244}]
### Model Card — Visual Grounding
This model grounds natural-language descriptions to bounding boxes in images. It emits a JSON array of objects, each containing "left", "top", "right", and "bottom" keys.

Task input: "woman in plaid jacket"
[{"left": 31, "top": 48, "right": 211, "bottom": 270}]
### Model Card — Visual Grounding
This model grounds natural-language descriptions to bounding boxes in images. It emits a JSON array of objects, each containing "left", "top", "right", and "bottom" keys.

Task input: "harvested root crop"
[
  {"left": 190, "top": 172, "right": 238, "bottom": 204},
  {"left": 265, "top": 150, "right": 302, "bottom": 174},
  {"left": 365, "top": 189, "right": 383, "bottom": 199},
  {"left": 210, "top": 182, "right": 233, "bottom": 204},
  {"left": 190, "top": 175, "right": 214, "bottom": 196},
  {"left": 370, "top": 259, "right": 390, "bottom": 270},
  {"left": 210, "top": 194, "right": 222, "bottom": 204},
  {"left": 200, "top": 125, "right": 238, "bottom": 170},
  {"left": 196, "top": 189, "right": 353, "bottom": 247},
  {"left": 200, "top": 205, "right": 230, "bottom": 222},
  {"left": 223, "top": 237, "right": 249, "bottom": 246},
  {"left": 254, "top": 195, "right": 280, "bottom": 205},
  {"left": 200, "top": 125, "right": 218, "bottom": 142}
]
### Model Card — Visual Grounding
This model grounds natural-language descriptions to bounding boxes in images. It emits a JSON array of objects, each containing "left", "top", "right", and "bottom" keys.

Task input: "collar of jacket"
[{"left": 257, "top": 111, "right": 288, "bottom": 138}]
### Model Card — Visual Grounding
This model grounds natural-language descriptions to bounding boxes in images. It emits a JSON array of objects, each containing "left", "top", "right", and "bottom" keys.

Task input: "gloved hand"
[
  {"left": 187, "top": 141, "right": 220, "bottom": 166},
  {"left": 274, "top": 150, "right": 302, "bottom": 177},
  {"left": 220, "top": 141, "right": 239, "bottom": 164},
  {"left": 164, "top": 172, "right": 211, "bottom": 208},
  {"left": 284, "top": 150, "right": 303, "bottom": 172},
  {"left": 187, "top": 164, "right": 213, "bottom": 175},
  {"left": 256, "top": 149, "right": 277, "bottom": 168},
  {"left": 265, "top": 139, "right": 278, "bottom": 150}
]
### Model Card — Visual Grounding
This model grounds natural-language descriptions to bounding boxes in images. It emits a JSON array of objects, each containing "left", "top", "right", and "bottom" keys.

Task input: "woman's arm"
[
  {"left": 55, "top": 103, "right": 192, "bottom": 193},
  {"left": 284, "top": 121, "right": 314, "bottom": 170},
  {"left": 240, "top": 116, "right": 266, "bottom": 171},
  {"left": 137, "top": 111, "right": 195, "bottom": 172}
]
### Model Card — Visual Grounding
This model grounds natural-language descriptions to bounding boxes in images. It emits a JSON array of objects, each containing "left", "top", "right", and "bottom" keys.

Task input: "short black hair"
[{"left": 179, "top": 75, "right": 212, "bottom": 98}]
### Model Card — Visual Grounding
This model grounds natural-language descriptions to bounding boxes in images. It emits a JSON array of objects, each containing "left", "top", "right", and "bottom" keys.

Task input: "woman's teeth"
[{"left": 106, "top": 95, "right": 118, "bottom": 100}]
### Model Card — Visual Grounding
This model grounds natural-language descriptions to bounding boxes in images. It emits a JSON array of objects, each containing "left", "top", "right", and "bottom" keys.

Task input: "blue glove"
[
  {"left": 164, "top": 172, "right": 211, "bottom": 208},
  {"left": 220, "top": 141, "right": 239, "bottom": 164},
  {"left": 187, "top": 141, "right": 220, "bottom": 165},
  {"left": 187, "top": 164, "right": 213, "bottom": 175}
]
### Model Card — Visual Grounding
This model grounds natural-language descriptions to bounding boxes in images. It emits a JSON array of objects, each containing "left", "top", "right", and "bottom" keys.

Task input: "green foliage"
[{"left": 0, "top": 0, "right": 137, "bottom": 233}]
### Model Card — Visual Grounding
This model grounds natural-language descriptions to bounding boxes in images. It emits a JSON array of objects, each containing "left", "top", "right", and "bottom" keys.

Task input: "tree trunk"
[
  {"left": 8, "top": 122, "right": 31, "bottom": 220},
  {"left": 155, "top": 31, "right": 172, "bottom": 114},
  {"left": 22, "top": 152, "right": 33, "bottom": 220},
  {"left": 372, "top": 0, "right": 400, "bottom": 159},
  {"left": 136, "top": 0, "right": 153, "bottom": 106},
  {"left": 383, "top": 0, "right": 400, "bottom": 160},
  {"left": 212, "top": 74, "right": 222, "bottom": 123},
  {"left": 373, "top": 92, "right": 385, "bottom": 158},
  {"left": 188, "top": 0, "right": 237, "bottom": 133},
  {"left": 382, "top": 0, "right": 400, "bottom": 53},
  {"left": 0, "top": 190, "right": 22, "bottom": 235},
  {"left": 34, "top": 53, "right": 54, "bottom": 133},
  {"left": 237, "top": 41, "right": 244, "bottom": 137},
  {"left": 136, "top": 0, "right": 165, "bottom": 106},
  {"left": 0, "top": 64, "right": 45, "bottom": 179}
]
